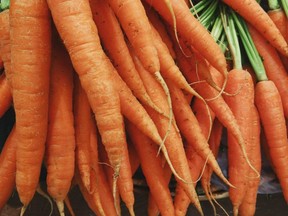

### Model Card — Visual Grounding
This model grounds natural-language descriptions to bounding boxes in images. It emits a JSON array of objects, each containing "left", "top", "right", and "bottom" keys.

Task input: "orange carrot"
[
  {"left": 0, "top": 74, "right": 12, "bottom": 117},
  {"left": 223, "top": 69, "right": 256, "bottom": 215},
  {"left": 45, "top": 35, "right": 75, "bottom": 215},
  {"left": 73, "top": 76, "right": 92, "bottom": 193},
  {"left": 145, "top": 0, "right": 228, "bottom": 76},
  {"left": 10, "top": 0, "right": 51, "bottom": 207},
  {"left": 238, "top": 107, "right": 261, "bottom": 216},
  {"left": 222, "top": 0, "right": 288, "bottom": 56},
  {"left": 127, "top": 121, "right": 175, "bottom": 216},
  {"left": 135, "top": 54, "right": 203, "bottom": 215},
  {"left": 248, "top": 24, "right": 288, "bottom": 118},
  {"left": 89, "top": 0, "right": 159, "bottom": 112},
  {"left": 47, "top": 0, "right": 126, "bottom": 204},
  {"left": 0, "top": 127, "right": 16, "bottom": 209},
  {"left": 255, "top": 80, "right": 288, "bottom": 202},
  {"left": 0, "top": 10, "right": 12, "bottom": 86},
  {"left": 107, "top": 0, "right": 160, "bottom": 74}
]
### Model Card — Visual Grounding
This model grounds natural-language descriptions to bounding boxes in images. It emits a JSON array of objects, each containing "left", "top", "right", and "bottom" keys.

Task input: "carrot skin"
[
  {"left": 255, "top": 80, "right": 288, "bottom": 202},
  {"left": 0, "top": 74, "right": 12, "bottom": 117},
  {"left": 0, "top": 127, "right": 16, "bottom": 209},
  {"left": 10, "top": 0, "right": 51, "bottom": 205},
  {"left": 45, "top": 37, "right": 75, "bottom": 203}
]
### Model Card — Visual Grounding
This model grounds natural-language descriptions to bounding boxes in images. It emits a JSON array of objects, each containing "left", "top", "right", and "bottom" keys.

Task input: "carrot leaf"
[{"left": 0, "top": 0, "right": 9, "bottom": 11}]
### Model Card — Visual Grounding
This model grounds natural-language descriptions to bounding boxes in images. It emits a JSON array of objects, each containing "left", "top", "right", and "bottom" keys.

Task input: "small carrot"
[
  {"left": 45, "top": 35, "right": 75, "bottom": 215},
  {"left": 10, "top": 0, "right": 51, "bottom": 207},
  {"left": 0, "top": 126, "right": 16, "bottom": 209},
  {"left": 107, "top": 0, "right": 160, "bottom": 75},
  {"left": 222, "top": 0, "right": 288, "bottom": 56}
]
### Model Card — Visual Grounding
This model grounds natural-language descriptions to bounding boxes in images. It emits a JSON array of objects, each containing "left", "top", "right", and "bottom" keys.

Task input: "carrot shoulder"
[{"left": 10, "top": 0, "right": 51, "bottom": 206}]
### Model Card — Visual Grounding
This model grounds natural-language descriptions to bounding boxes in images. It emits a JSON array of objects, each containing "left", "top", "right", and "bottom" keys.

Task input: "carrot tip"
[{"left": 56, "top": 201, "right": 65, "bottom": 216}]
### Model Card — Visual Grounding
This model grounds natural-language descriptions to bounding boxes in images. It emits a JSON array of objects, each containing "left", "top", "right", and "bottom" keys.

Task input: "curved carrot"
[
  {"left": 107, "top": 0, "right": 160, "bottom": 74},
  {"left": 0, "top": 127, "right": 16, "bottom": 209},
  {"left": 222, "top": 0, "right": 288, "bottom": 56},
  {"left": 145, "top": 0, "right": 228, "bottom": 76},
  {"left": 255, "top": 80, "right": 288, "bottom": 203},
  {"left": 47, "top": 0, "right": 126, "bottom": 206},
  {"left": 10, "top": 0, "right": 51, "bottom": 207},
  {"left": 248, "top": 24, "right": 288, "bottom": 118},
  {"left": 45, "top": 36, "right": 75, "bottom": 215}
]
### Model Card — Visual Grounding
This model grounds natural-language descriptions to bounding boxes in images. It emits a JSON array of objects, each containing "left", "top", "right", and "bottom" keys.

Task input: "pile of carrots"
[{"left": 0, "top": 0, "right": 287, "bottom": 215}]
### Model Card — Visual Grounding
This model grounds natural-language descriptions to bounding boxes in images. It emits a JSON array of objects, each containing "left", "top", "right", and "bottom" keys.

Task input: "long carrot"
[
  {"left": 222, "top": 0, "right": 288, "bottom": 56},
  {"left": 45, "top": 35, "right": 75, "bottom": 216},
  {"left": 145, "top": 0, "right": 228, "bottom": 76},
  {"left": 47, "top": 0, "right": 127, "bottom": 206},
  {"left": 10, "top": 0, "right": 51, "bottom": 208},
  {"left": 106, "top": 0, "right": 160, "bottom": 75},
  {"left": 248, "top": 24, "right": 288, "bottom": 118},
  {"left": 0, "top": 126, "right": 16, "bottom": 209}
]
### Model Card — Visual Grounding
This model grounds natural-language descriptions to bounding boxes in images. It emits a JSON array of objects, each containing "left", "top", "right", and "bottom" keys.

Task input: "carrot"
[
  {"left": 255, "top": 80, "right": 288, "bottom": 203},
  {"left": 0, "top": 126, "right": 16, "bottom": 209},
  {"left": 135, "top": 56, "right": 203, "bottom": 215},
  {"left": 0, "top": 9, "right": 12, "bottom": 86},
  {"left": 145, "top": 0, "right": 228, "bottom": 76},
  {"left": 89, "top": 0, "right": 160, "bottom": 113},
  {"left": 222, "top": 0, "right": 288, "bottom": 56},
  {"left": 127, "top": 121, "right": 175, "bottom": 216},
  {"left": 223, "top": 69, "right": 256, "bottom": 215},
  {"left": 0, "top": 74, "right": 12, "bottom": 117},
  {"left": 238, "top": 107, "right": 261, "bottom": 216},
  {"left": 126, "top": 138, "right": 140, "bottom": 176},
  {"left": 147, "top": 162, "right": 172, "bottom": 216},
  {"left": 73, "top": 76, "right": 92, "bottom": 193},
  {"left": 89, "top": 118, "right": 115, "bottom": 216},
  {"left": 45, "top": 35, "right": 75, "bottom": 216},
  {"left": 106, "top": 0, "right": 160, "bottom": 75},
  {"left": 248, "top": 24, "right": 288, "bottom": 118},
  {"left": 47, "top": 0, "right": 127, "bottom": 206},
  {"left": 10, "top": 0, "right": 51, "bottom": 208}
]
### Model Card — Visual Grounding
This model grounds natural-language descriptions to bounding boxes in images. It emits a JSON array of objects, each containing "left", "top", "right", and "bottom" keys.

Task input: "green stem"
[
  {"left": 268, "top": 0, "right": 280, "bottom": 10},
  {"left": 198, "top": 0, "right": 219, "bottom": 28},
  {"left": 280, "top": 0, "right": 288, "bottom": 17},
  {"left": 221, "top": 6, "right": 242, "bottom": 70},
  {"left": 190, "top": 0, "right": 211, "bottom": 16},
  {"left": 230, "top": 10, "right": 268, "bottom": 81},
  {"left": 0, "top": 0, "right": 9, "bottom": 11},
  {"left": 210, "top": 15, "right": 224, "bottom": 42}
]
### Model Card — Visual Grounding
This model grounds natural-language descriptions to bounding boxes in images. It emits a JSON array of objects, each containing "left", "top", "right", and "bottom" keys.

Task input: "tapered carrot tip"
[
  {"left": 127, "top": 205, "right": 135, "bottom": 216},
  {"left": 233, "top": 206, "right": 239, "bottom": 216},
  {"left": 20, "top": 206, "right": 27, "bottom": 216},
  {"left": 56, "top": 201, "right": 65, "bottom": 216}
]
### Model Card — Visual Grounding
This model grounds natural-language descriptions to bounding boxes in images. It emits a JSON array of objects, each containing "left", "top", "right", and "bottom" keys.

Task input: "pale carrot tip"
[
  {"left": 127, "top": 205, "right": 136, "bottom": 216},
  {"left": 56, "top": 201, "right": 65, "bottom": 216},
  {"left": 233, "top": 206, "right": 239, "bottom": 216},
  {"left": 20, "top": 206, "right": 27, "bottom": 216}
]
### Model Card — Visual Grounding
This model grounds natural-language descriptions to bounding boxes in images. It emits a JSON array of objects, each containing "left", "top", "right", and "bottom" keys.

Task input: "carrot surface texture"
[
  {"left": 45, "top": 34, "right": 75, "bottom": 216},
  {"left": 47, "top": 0, "right": 127, "bottom": 208},
  {"left": 10, "top": 0, "right": 51, "bottom": 209}
]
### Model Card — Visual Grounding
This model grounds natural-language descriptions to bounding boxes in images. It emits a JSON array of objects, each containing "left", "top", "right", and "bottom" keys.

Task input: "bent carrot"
[
  {"left": 47, "top": 0, "right": 126, "bottom": 206},
  {"left": 10, "top": 0, "right": 51, "bottom": 207}
]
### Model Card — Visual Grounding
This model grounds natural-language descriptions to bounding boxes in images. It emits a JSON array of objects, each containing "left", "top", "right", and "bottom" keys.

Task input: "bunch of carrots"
[{"left": 0, "top": 0, "right": 287, "bottom": 215}]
